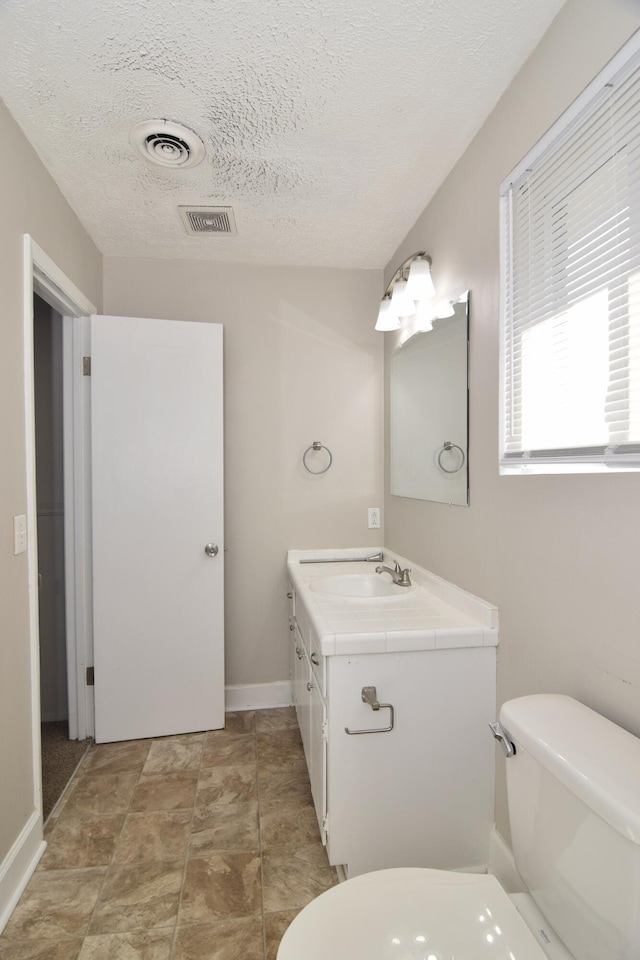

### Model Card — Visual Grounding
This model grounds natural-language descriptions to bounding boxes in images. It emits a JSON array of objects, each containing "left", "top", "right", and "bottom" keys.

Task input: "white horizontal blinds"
[{"left": 503, "top": 48, "right": 640, "bottom": 462}]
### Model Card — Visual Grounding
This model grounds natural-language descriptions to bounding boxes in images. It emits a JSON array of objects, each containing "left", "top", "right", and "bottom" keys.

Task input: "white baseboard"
[
  {"left": 488, "top": 827, "right": 526, "bottom": 893},
  {"left": 225, "top": 680, "right": 293, "bottom": 713},
  {"left": 0, "top": 810, "right": 46, "bottom": 935}
]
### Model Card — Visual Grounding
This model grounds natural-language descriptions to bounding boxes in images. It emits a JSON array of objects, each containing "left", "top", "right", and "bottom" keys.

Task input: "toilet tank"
[{"left": 500, "top": 695, "right": 640, "bottom": 960}]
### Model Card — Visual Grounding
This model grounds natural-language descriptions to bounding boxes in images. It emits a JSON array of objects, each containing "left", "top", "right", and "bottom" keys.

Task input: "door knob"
[{"left": 204, "top": 543, "right": 219, "bottom": 557}]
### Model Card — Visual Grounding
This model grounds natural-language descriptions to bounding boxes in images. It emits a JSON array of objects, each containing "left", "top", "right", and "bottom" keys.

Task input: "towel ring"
[
  {"left": 437, "top": 441, "right": 465, "bottom": 474},
  {"left": 303, "top": 441, "right": 333, "bottom": 475}
]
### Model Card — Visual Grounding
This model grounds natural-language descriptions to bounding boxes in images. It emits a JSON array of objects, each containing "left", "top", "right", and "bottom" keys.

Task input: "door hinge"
[
  {"left": 322, "top": 720, "right": 328, "bottom": 742},
  {"left": 322, "top": 813, "right": 329, "bottom": 835},
  {"left": 86, "top": 666, "right": 95, "bottom": 686},
  {"left": 82, "top": 356, "right": 92, "bottom": 376}
]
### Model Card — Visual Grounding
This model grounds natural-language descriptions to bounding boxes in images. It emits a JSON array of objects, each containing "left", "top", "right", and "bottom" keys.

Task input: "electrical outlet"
[{"left": 368, "top": 507, "right": 380, "bottom": 529}]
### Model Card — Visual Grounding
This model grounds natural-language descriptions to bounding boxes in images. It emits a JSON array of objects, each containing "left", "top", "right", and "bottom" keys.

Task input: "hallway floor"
[{"left": 0, "top": 708, "right": 337, "bottom": 959}]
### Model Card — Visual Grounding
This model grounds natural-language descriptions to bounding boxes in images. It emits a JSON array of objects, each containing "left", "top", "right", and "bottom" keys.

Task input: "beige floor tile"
[
  {"left": 130, "top": 772, "right": 198, "bottom": 812},
  {"left": 38, "top": 815, "right": 125, "bottom": 870},
  {"left": 5, "top": 714, "right": 340, "bottom": 959},
  {"left": 0, "top": 939, "right": 83, "bottom": 959},
  {"left": 143, "top": 739, "right": 203, "bottom": 775},
  {"left": 89, "top": 861, "right": 183, "bottom": 934},
  {"left": 201, "top": 734, "right": 256, "bottom": 768},
  {"left": 82, "top": 741, "right": 151, "bottom": 777},
  {"left": 60, "top": 774, "right": 139, "bottom": 818},
  {"left": 259, "top": 799, "right": 320, "bottom": 850},
  {"left": 262, "top": 842, "right": 337, "bottom": 913},
  {"left": 179, "top": 854, "right": 262, "bottom": 923},
  {"left": 257, "top": 760, "right": 313, "bottom": 804},
  {"left": 2, "top": 869, "right": 105, "bottom": 941},
  {"left": 256, "top": 729, "right": 304, "bottom": 762},
  {"left": 222, "top": 712, "right": 256, "bottom": 736},
  {"left": 188, "top": 802, "right": 259, "bottom": 857},
  {"left": 255, "top": 708, "right": 298, "bottom": 733},
  {"left": 264, "top": 910, "right": 299, "bottom": 960},
  {"left": 112, "top": 810, "right": 192, "bottom": 864},
  {"left": 151, "top": 732, "right": 206, "bottom": 744},
  {"left": 173, "top": 918, "right": 264, "bottom": 960},
  {"left": 77, "top": 929, "right": 173, "bottom": 959},
  {"left": 195, "top": 765, "right": 258, "bottom": 807}
]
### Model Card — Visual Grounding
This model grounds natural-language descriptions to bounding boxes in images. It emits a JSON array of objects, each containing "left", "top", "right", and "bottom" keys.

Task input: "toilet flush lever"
[
  {"left": 345, "top": 686, "right": 395, "bottom": 735},
  {"left": 489, "top": 721, "right": 515, "bottom": 758}
]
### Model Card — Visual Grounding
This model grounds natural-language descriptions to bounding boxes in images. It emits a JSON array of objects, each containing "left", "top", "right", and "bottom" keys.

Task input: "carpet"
[{"left": 41, "top": 721, "right": 92, "bottom": 820}]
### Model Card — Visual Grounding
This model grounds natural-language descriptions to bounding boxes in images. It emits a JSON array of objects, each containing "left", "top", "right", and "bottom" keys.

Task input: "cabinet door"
[
  {"left": 327, "top": 648, "right": 496, "bottom": 876},
  {"left": 293, "top": 627, "right": 312, "bottom": 764},
  {"left": 288, "top": 610, "right": 297, "bottom": 697},
  {"left": 309, "top": 678, "right": 327, "bottom": 843}
]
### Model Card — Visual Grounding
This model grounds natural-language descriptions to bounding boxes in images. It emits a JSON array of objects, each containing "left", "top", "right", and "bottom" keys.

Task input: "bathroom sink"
[{"left": 309, "top": 574, "right": 415, "bottom": 600}]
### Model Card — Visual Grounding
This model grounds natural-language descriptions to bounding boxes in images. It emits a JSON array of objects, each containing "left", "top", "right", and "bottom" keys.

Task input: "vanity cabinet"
[
  {"left": 290, "top": 614, "right": 327, "bottom": 837},
  {"left": 287, "top": 551, "right": 499, "bottom": 879}
]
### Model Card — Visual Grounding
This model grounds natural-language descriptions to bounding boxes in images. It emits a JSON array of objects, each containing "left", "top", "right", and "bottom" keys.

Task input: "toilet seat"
[{"left": 277, "top": 868, "right": 549, "bottom": 960}]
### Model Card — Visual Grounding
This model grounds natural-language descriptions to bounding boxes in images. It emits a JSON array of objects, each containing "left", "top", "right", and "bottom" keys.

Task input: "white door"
[{"left": 91, "top": 315, "right": 224, "bottom": 743}]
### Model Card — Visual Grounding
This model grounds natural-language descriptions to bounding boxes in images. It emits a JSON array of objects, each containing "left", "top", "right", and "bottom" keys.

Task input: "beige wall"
[
  {"left": 383, "top": 0, "right": 640, "bottom": 838},
  {"left": 0, "top": 100, "right": 101, "bottom": 870},
  {"left": 103, "top": 257, "right": 383, "bottom": 686}
]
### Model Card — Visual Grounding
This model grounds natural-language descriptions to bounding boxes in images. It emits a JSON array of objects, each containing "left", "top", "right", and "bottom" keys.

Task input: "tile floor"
[{"left": 0, "top": 708, "right": 338, "bottom": 960}]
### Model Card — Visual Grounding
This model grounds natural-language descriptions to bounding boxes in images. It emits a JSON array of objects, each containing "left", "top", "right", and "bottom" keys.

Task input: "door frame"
[{"left": 23, "top": 236, "right": 96, "bottom": 790}]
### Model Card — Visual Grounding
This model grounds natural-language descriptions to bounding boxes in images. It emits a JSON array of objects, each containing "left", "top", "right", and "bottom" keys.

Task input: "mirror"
[{"left": 390, "top": 292, "right": 469, "bottom": 505}]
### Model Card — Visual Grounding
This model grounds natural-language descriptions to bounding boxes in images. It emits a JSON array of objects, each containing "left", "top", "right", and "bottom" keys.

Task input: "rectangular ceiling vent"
[{"left": 179, "top": 206, "right": 237, "bottom": 236}]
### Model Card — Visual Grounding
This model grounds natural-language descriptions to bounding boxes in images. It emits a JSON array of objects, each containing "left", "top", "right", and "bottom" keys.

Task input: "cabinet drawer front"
[
  {"left": 296, "top": 619, "right": 326, "bottom": 698},
  {"left": 286, "top": 582, "right": 295, "bottom": 619},
  {"left": 309, "top": 641, "right": 326, "bottom": 697}
]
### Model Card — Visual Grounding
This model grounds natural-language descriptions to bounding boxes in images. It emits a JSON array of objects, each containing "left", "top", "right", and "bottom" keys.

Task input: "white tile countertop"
[{"left": 288, "top": 548, "right": 499, "bottom": 656}]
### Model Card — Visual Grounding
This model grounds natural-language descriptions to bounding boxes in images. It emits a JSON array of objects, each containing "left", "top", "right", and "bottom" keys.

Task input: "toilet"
[{"left": 277, "top": 694, "right": 640, "bottom": 959}]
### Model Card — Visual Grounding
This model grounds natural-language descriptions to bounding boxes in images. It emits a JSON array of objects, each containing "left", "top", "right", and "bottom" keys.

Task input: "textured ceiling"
[{"left": 0, "top": 0, "right": 565, "bottom": 268}]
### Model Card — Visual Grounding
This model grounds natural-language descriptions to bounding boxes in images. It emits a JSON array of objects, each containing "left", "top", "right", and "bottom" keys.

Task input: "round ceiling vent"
[{"left": 129, "top": 119, "right": 205, "bottom": 169}]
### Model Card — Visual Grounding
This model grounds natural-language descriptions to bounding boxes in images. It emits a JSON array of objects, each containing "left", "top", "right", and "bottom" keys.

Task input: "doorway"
[
  {"left": 24, "top": 236, "right": 98, "bottom": 827},
  {"left": 33, "top": 293, "right": 90, "bottom": 818}
]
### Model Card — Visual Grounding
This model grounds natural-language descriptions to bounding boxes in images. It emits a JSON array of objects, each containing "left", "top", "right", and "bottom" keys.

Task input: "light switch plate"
[{"left": 13, "top": 514, "right": 27, "bottom": 555}]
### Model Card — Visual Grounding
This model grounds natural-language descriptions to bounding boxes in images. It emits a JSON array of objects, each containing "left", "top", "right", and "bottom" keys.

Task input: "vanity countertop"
[{"left": 288, "top": 548, "right": 498, "bottom": 656}]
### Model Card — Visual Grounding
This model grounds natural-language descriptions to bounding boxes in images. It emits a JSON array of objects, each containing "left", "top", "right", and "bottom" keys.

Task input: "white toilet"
[{"left": 277, "top": 694, "right": 640, "bottom": 959}]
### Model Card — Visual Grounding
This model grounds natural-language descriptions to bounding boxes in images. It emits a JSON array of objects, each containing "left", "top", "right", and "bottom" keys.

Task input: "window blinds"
[{"left": 501, "top": 37, "right": 640, "bottom": 470}]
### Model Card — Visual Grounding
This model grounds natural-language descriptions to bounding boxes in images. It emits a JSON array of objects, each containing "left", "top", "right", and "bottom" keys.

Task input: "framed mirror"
[{"left": 390, "top": 292, "right": 469, "bottom": 505}]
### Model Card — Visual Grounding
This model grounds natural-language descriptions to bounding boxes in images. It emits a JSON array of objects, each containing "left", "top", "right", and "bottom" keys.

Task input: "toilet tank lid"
[{"left": 500, "top": 694, "right": 640, "bottom": 845}]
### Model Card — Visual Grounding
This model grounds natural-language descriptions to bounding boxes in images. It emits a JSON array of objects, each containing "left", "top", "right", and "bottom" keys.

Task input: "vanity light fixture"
[
  {"left": 405, "top": 257, "right": 436, "bottom": 301},
  {"left": 375, "top": 294, "right": 400, "bottom": 331},
  {"left": 432, "top": 298, "right": 455, "bottom": 319},
  {"left": 376, "top": 252, "right": 454, "bottom": 333},
  {"left": 389, "top": 277, "right": 415, "bottom": 318},
  {"left": 415, "top": 298, "right": 437, "bottom": 332}
]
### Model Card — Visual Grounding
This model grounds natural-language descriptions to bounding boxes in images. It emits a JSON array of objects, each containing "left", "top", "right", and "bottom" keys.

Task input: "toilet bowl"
[{"left": 277, "top": 695, "right": 640, "bottom": 960}]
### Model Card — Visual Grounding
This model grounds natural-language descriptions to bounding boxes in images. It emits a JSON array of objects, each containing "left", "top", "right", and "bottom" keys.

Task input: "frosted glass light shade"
[
  {"left": 375, "top": 297, "right": 400, "bottom": 331},
  {"left": 415, "top": 299, "right": 436, "bottom": 332},
  {"left": 390, "top": 278, "right": 415, "bottom": 317},
  {"left": 405, "top": 258, "right": 436, "bottom": 301},
  {"left": 434, "top": 299, "right": 455, "bottom": 318}
]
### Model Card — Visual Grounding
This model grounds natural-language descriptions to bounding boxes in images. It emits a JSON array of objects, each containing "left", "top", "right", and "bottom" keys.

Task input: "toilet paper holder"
[{"left": 345, "top": 686, "right": 395, "bottom": 735}]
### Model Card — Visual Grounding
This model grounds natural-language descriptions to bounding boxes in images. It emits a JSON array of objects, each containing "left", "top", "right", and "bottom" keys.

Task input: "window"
[{"left": 500, "top": 34, "right": 640, "bottom": 473}]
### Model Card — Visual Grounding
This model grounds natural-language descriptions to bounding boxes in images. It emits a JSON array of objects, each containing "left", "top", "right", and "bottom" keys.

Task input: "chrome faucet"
[{"left": 375, "top": 560, "right": 411, "bottom": 587}]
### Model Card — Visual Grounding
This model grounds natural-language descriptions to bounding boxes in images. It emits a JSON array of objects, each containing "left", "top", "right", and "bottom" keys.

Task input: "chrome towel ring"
[
  {"left": 437, "top": 441, "right": 465, "bottom": 474},
  {"left": 303, "top": 441, "right": 333, "bottom": 475}
]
